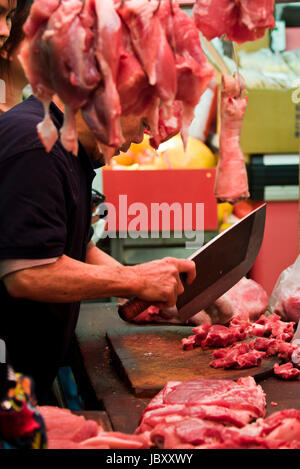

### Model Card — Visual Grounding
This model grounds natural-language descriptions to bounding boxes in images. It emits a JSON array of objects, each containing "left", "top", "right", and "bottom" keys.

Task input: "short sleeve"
[{"left": 0, "top": 149, "right": 68, "bottom": 259}]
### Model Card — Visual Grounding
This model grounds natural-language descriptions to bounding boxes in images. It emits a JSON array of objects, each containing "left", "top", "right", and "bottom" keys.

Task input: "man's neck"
[{"left": 0, "top": 71, "right": 27, "bottom": 112}]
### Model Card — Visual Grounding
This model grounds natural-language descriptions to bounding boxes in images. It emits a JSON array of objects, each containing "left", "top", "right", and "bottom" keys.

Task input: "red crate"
[{"left": 102, "top": 168, "right": 218, "bottom": 232}]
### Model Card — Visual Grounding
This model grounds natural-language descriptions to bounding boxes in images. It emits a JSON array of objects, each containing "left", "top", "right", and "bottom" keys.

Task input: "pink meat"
[
  {"left": 273, "top": 362, "right": 300, "bottom": 380},
  {"left": 275, "top": 286, "right": 300, "bottom": 323},
  {"left": 201, "top": 325, "right": 237, "bottom": 348},
  {"left": 19, "top": 2, "right": 59, "bottom": 152},
  {"left": 162, "top": 377, "right": 266, "bottom": 419},
  {"left": 80, "top": 431, "right": 150, "bottom": 449},
  {"left": 160, "top": 0, "right": 214, "bottom": 147},
  {"left": 214, "top": 74, "right": 249, "bottom": 204},
  {"left": 41, "top": 0, "right": 101, "bottom": 155},
  {"left": 82, "top": 0, "right": 124, "bottom": 161},
  {"left": 210, "top": 344, "right": 266, "bottom": 370},
  {"left": 193, "top": 0, "right": 275, "bottom": 44}
]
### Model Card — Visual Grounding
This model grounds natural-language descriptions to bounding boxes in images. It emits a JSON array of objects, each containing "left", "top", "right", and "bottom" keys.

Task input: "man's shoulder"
[{"left": 0, "top": 96, "right": 65, "bottom": 161}]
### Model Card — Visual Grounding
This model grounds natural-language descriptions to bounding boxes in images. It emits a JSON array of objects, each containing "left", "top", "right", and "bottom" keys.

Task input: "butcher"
[{"left": 0, "top": 4, "right": 197, "bottom": 404}]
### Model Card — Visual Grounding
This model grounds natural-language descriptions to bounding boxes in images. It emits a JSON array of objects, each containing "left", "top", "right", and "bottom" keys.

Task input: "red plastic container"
[{"left": 102, "top": 168, "right": 218, "bottom": 233}]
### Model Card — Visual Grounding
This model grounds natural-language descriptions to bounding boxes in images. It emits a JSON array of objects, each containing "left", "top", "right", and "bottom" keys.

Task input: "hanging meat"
[
  {"left": 19, "top": 0, "right": 214, "bottom": 160},
  {"left": 193, "top": 0, "right": 275, "bottom": 44},
  {"left": 214, "top": 74, "right": 249, "bottom": 204}
]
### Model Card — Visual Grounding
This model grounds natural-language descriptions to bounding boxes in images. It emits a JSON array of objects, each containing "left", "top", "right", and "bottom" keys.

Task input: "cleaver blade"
[
  {"left": 177, "top": 203, "right": 266, "bottom": 321},
  {"left": 118, "top": 203, "right": 266, "bottom": 323}
]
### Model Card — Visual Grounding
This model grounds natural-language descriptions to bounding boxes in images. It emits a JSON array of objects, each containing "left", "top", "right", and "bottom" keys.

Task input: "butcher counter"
[{"left": 73, "top": 302, "right": 300, "bottom": 435}]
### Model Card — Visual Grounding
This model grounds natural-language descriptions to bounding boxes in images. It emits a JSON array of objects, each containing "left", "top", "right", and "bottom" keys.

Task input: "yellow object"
[
  {"left": 219, "top": 222, "right": 232, "bottom": 232},
  {"left": 217, "top": 202, "right": 233, "bottom": 225},
  {"left": 158, "top": 134, "right": 216, "bottom": 169},
  {"left": 113, "top": 152, "right": 136, "bottom": 166}
]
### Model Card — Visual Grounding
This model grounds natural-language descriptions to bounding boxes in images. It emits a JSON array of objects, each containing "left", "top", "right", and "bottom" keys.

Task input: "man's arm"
[
  {"left": 85, "top": 241, "right": 122, "bottom": 268},
  {"left": 3, "top": 254, "right": 196, "bottom": 308}
]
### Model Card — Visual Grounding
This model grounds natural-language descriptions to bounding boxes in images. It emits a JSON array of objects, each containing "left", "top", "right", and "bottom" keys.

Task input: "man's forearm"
[
  {"left": 85, "top": 241, "right": 122, "bottom": 268},
  {"left": 3, "top": 254, "right": 138, "bottom": 303}
]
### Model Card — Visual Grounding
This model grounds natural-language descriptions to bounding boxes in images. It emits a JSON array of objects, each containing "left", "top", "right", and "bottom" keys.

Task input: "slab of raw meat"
[
  {"left": 82, "top": 0, "right": 124, "bottom": 161},
  {"left": 37, "top": 405, "right": 150, "bottom": 449},
  {"left": 205, "top": 277, "right": 269, "bottom": 325},
  {"left": 214, "top": 74, "right": 249, "bottom": 204},
  {"left": 160, "top": 0, "right": 214, "bottom": 148},
  {"left": 193, "top": 0, "right": 275, "bottom": 44},
  {"left": 273, "top": 362, "right": 300, "bottom": 380},
  {"left": 150, "top": 407, "right": 300, "bottom": 449},
  {"left": 275, "top": 287, "right": 300, "bottom": 324},
  {"left": 144, "top": 377, "right": 266, "bottom": 420},
  {"left": 42, "top": 0, "right": 101, "bottom": 155}
]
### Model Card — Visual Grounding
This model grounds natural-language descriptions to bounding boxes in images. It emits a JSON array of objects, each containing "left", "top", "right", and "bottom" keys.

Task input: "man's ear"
[{"left": 0, "top": 48, "right": 8, "bottom": 60}]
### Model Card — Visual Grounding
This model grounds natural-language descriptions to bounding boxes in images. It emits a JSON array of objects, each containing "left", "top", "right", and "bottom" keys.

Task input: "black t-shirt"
[{"left": 0, "top": 96, "right": 96, "bottom": 400}]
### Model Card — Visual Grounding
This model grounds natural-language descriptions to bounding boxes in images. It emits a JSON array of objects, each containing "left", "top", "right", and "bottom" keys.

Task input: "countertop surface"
[{"left": 75, "top": 302, "right": 300, "bottom": 434}]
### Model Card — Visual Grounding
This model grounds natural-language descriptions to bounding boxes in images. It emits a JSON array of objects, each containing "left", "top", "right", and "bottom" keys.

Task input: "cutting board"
[{"left": 106, "top": 326, "right": 277, "bottom": 398}]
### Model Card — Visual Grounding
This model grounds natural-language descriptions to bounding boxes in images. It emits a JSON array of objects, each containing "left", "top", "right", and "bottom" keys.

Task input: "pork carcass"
[
  {"left": 214, "top": 74, "right": 249, "bottom": 203},
  {"left": 20, "top": 0, "right": 214, "bottom": 158},
  {"left": 193, "top": 0, "right": 275, "bottom": 44}
]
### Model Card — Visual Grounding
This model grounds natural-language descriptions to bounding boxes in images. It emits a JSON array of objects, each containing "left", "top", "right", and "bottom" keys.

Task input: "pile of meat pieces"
[
  {"left": 193, "top": 0, "right": 275, "bottom": 44},
  {"left": 37, "top": 406, "right": 150, "bottom": 449},
  {"left": 182, "top": 313, "right": 300, "bottom": 379},
  {"left": 135, "top": 376, "right": 300, "bottom": 449},
  {"left": 19, "top": 0, "right": 214, "bottom": 160}
]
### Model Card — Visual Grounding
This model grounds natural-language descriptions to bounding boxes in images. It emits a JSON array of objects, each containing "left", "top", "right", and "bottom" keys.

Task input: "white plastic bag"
[{"left": 269, "top": 255, "right": 300, "bottom": 323}]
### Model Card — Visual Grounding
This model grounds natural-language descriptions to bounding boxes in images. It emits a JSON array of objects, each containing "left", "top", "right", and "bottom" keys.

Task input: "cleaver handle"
[{"left": 118, "top": 298, "right": 152, "bottom": 322}]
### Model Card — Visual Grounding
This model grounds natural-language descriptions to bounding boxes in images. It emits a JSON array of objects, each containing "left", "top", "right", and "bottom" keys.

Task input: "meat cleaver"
[{"left": 118, "top": 203, "right": 266, "bottom": 323}]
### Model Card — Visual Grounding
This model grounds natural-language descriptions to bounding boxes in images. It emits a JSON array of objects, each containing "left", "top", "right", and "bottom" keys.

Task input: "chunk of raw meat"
[
  {"left": 37, "top": 405, "right": 150, "bottom": 449},
  {"left": 82, "top": 0, "right": 124, "bottom": 161},
  {"left": 159, "top": 0, "right": 214, "bottom": 147},
  {"left": 19, "top": 1, "right": 59, "bottom": 152},
  {"left": 201, "top": 325, "right": 237, "bottom": 348},
  {"left": 80, "top": 431, "right": 150, "bottom": 449},
  {"left": 273, "top": 362, "right": 300, "bottom": 380},
  {"left": 161, "top": 377, "right": 265, "bottom": 418},
  {"left": 210, "top": 343, "right": 266, "bottom": 370},
  {"left": 252, "top": 313, "right": 295, "bottom": 341},
  {"left": 193, "top": 0, "right": 275, "bottom": 44},
  {"left": 274, "top": 287, "right": 300, "bottom": 324},
  {"left": 214, "top": 74, "right": 249, "bottom": 204},
  {"left": 205, "top": 277, "right": 269, "bottom": 325},
  {"left": 41, "top": 0, "right": 101, "bottom": 155}
]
